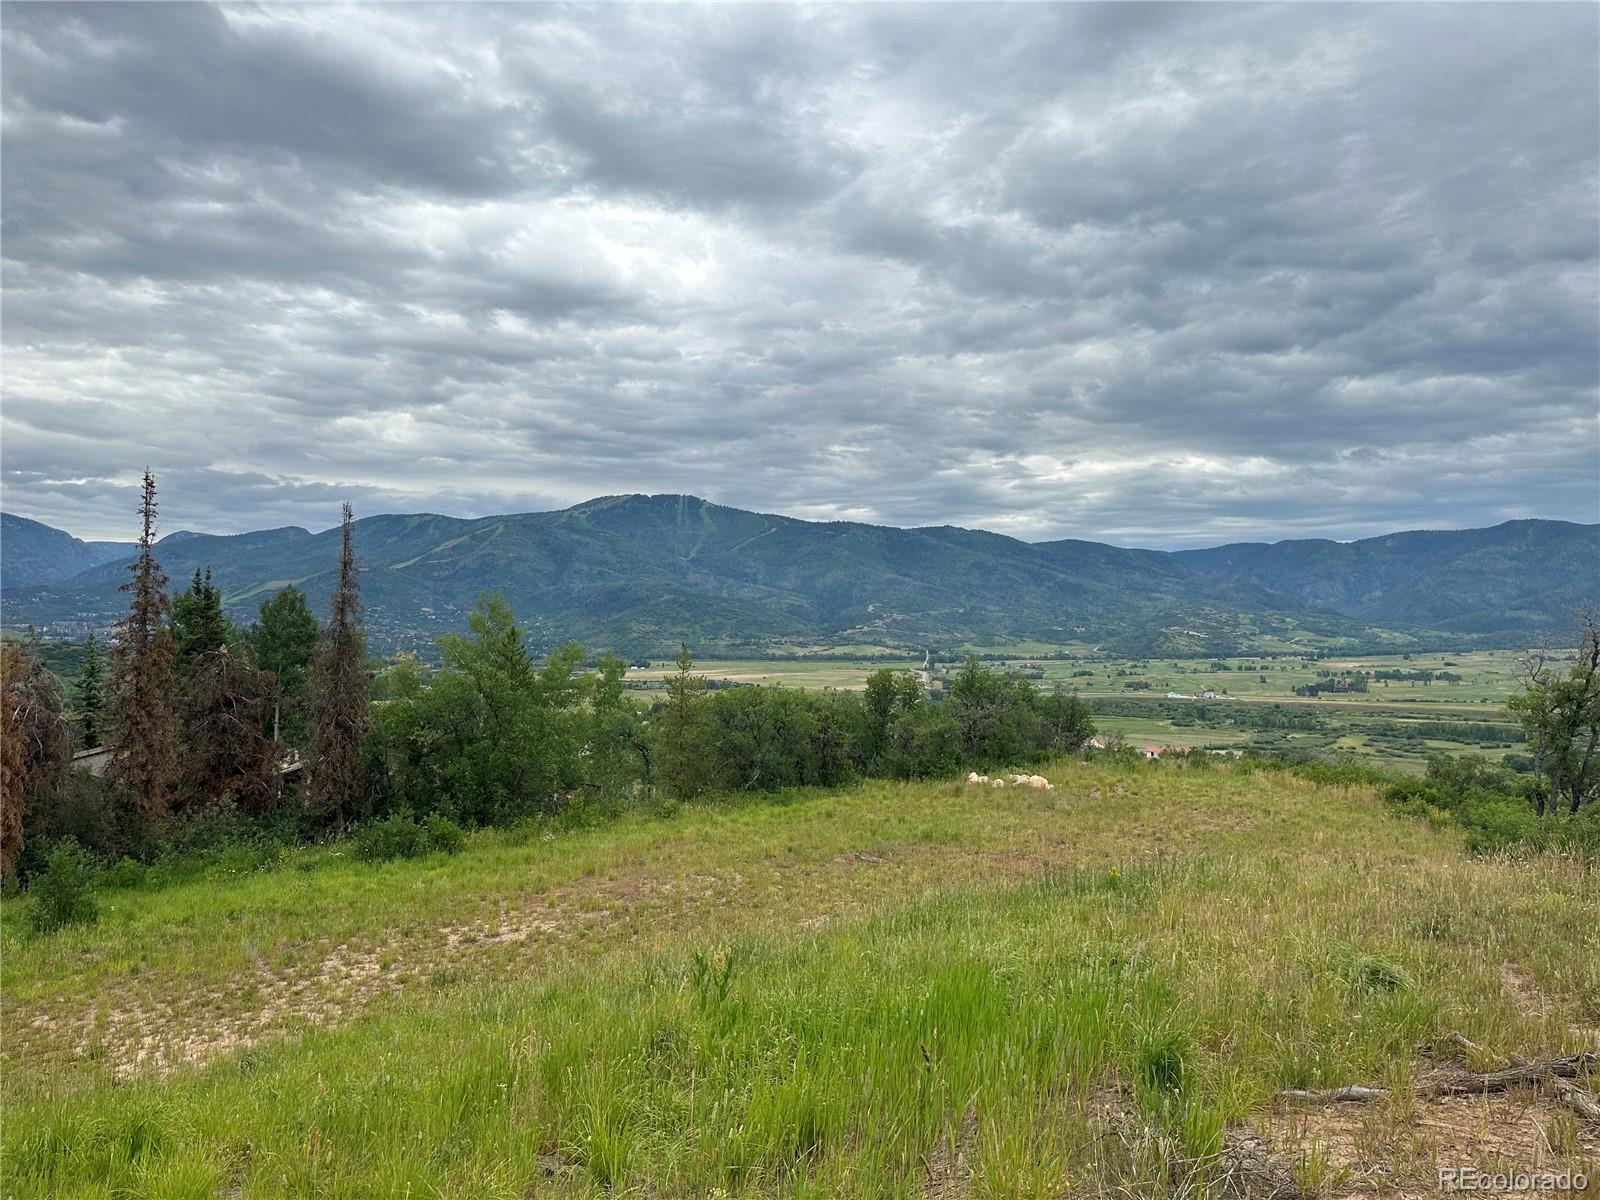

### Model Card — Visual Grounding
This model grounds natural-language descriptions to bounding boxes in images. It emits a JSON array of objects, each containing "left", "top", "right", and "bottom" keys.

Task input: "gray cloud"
[{"left": 2, "top": 2, "right": 1595, "bottom": 546}]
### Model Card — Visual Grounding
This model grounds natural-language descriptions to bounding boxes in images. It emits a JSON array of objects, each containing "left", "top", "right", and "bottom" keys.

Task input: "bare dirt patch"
[
  {"left": 45, "top": 877, "right": 644, "bottom": 1077},
  {"left": 1502, "top": 960, "right": 1600, "bottom": 1049},
  {"left": 1503, "top": 961, "right": 1548, "bottom": 1019},
  {"left": 921, "top": 1099, "right": 978, "bottom": 1199},
  {"left": 26, "top": 842, "right": 968, "bottom": 1078},
  {"left": 1258, "top": 1090, "right": 1599, "bottom": 1198}
]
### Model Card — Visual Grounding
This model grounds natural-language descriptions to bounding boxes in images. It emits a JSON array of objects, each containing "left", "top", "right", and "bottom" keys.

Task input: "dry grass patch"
[{"left": 1260, "top": 1092, "right": 1598, "bottom": 1197}]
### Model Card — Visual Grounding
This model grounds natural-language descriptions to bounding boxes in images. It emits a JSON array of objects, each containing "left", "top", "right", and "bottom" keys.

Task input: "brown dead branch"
[
  {"left": 1278, "top": 1041, "right": 1599, "bottom": 1124},
  {"left": 1216, "top": 1129, "right": 1301, "bottom": 1199}
]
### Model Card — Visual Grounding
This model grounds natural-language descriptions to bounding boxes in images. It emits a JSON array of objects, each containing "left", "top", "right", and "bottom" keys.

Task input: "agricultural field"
[
  {"left": 990, "top": 650, "right": 1532, "bottom": 772},
  {"left": 1044, "top": 649, "right": 1526, "bottom": 707},
  {"left": 626, "top": 650, "right": 1536, "bottom": 771},
  {"left": 4, "top": 760, "right": 1596, "bottom": 1197},
  {"left": 624, "top": 650, "right": 1526, "bottom": 701},
  {"left": 625, "top": 656, "right": 925, "bottom": 691},
  {"left": 10, "top": 632, "right": 1537, "bottom": 771}
]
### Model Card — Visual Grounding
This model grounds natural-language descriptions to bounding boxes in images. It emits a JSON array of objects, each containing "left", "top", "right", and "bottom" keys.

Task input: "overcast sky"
[{"left": 2, "top": 3, "right": 1597, "bottom": 547}]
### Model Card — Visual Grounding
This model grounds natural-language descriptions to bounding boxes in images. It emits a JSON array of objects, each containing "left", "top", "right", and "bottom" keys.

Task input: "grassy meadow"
[{"left": 4, "top": 758, "right": 1597, "bottom": 1197}]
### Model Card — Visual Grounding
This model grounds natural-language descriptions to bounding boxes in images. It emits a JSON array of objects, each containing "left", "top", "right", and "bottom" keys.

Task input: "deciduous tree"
[
  {"left": 365, "top": 597, "right": 591, "bottom": 822},
  {"left": 1510, "top": 610, "right": 1600, "bottom": 815},
  {"left": 587, "top": 651, "right": 652, "bottom": 799},
  {"left": 863, "top": 667, "right": 921, "bottom": 768},
  {"left": 1038, "top": 686, "right": 1095, "bottom": 753}
]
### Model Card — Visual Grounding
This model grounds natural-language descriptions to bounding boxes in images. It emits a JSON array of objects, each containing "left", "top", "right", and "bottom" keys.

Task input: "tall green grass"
[
  {"left": 7, "top": 851, "right": 1583, "bottom": 1198},
  {"left": 4, "top": 762, "right": 1596, "bottom": 1197}
]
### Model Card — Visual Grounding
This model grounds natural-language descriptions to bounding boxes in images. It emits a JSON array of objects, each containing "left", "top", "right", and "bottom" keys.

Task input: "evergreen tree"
[
  {"left": 108, "top": 471, "right": 181, "bottom": 819},
  {"left": 249, "top": 586, "right": 319, "bottom": 748},
  {"left": 1, "top": 642, "right": 72, "bottom": 876},
  {"left": 307, "top": 504, "right": 369, "bottom": 823},
  {"left": 656, "top": 644, "right": 707, "bottom": 798},
  {"left": 171, "top": 567, "right": 231, "bottom": 666},
  {"left": 75, "top": 632, "right": 105, "bottom": 748},
  {"left": 436, "top": 593, "right": 535, "bottom": 722}
]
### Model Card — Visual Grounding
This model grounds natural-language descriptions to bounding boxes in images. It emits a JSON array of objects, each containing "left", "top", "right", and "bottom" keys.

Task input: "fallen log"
[
  {"left": 1276, "top": 1045, "right": 1599, "bottom": 1123},
  {"left": 1276, "top": 1085, "right": 1389, "bottom": 1103},
  {"left": 1549, "top": 1075, "right": 1600, "bottom": 1122},
  {"left": 1413, "top": 1053, "right": 1598, "bottom": 1098}
]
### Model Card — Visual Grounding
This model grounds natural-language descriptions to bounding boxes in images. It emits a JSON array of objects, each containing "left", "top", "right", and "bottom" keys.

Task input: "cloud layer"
[{"left": 3, "top": 3, "right": 1596, "bottom": 545}]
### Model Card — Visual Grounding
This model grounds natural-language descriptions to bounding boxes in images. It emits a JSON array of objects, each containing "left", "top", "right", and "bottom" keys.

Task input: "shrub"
[
  {"left": 1378, "top": 754, "right": 1593, "bottom": 859},
  {"left": 28, "top": 841, "right": 100, "bottom": 934},
  {"left": 1455, "top": 798, "right": 1538, "bottom": 855},
  {"left": 203, "top": 843, "right": 288, "bottom": 880},
  {"left": 1549, "top": 806, "right": 1600, "bottom": 860},
  {"left": 651, "top": 794, "right": 682, "bottom": 820},
  {"left": 164, "top": 800, "right": 256, "bottom": 860},
  {"left": 424, "top": 815, "right": 464, "bottom": 856},
  {"left": 351, "top": 814, "right": 432, "bottom": 863},
  {"left": 553, "top": 794, "right": 616, "bottom": 832},
  {"left": 350, "top": 813, "right": 463, "bottom": 863},
  {"left": 16, "top": 773, "right": 154, "bottom": 884},
  {"left": 100, "top": 857, "right": 148, "bottom": 890}
]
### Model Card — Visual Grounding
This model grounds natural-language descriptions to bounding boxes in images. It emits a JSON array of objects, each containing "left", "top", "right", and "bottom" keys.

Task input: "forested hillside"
[
  {"left": 3, "top": 496, "right": 1593, "bottom": 656},
  {"left": 1173, "top": 520, "right": 1599, "bottom": 638},
  {"left": 0, "top": 514, "right": 132, "bottom": 588}
]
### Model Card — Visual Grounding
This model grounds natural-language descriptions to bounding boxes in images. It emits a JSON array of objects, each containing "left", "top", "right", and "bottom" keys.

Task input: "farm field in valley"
[
  {"left": 4, "top": 759, "right": 1596, "bottom": 1197},
  {"left": 627, "top": 650, "right": 1535, "bottom": 771},
  {"left": 627, "top": 650, "right": 1525, "bottom": 703},
  {"left": 10, "top": 640, "right": 1537, "bottom": 772}
]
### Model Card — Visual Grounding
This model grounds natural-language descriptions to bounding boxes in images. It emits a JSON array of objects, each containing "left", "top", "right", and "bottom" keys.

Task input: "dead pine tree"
[
  {"left": 107, "top": 469, "right": 181, "bottom": 820},
  {"left": 179, "top": 646, "right": 281, "bottom": 817},
  {"left": 306, "top": 502, "right": 369, "bottom": 825},
  {"left": 0, "top": 641, "right": 72, "bottom": 876}
]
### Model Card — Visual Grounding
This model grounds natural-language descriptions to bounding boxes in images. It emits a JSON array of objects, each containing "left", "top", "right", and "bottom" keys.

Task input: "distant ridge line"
[{"left": 2, "top": 500, "right": 1594, "bottom": 656}]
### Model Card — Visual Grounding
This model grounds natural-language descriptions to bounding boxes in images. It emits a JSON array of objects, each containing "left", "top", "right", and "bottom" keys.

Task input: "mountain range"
[{"left": 1, "top": 496, "right": 1594, "bottom": 657}]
